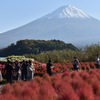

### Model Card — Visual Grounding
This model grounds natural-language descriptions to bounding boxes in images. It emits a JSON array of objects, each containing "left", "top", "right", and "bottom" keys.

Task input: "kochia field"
[{"left": 0, "top": 62, "right": 100, "bottom": 100}]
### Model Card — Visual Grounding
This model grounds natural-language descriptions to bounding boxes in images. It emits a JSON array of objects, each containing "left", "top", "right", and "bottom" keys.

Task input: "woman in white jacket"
[{"left": 27, "top": 60, "right": 35, "bottom": 80}]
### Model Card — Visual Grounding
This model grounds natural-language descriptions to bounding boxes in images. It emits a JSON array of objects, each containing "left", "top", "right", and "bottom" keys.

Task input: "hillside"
[{"left": 0, "top": 39, "right": 78, "bottom": 57}]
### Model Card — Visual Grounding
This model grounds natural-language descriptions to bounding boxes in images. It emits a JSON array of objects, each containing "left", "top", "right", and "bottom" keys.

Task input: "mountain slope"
[{"left": 0, "top": 5, "right": 100, "bottom": 48}]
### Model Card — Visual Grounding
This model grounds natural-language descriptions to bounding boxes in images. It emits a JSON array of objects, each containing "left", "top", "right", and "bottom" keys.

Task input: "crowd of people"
[{"left": 0, "top": 60, "right": 35, "bottom": 84}]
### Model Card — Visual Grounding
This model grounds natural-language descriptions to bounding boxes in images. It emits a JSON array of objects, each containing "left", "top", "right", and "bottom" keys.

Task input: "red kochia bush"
[
  {"left": 34, "top": 76, "right": 42, "bottom": 85},
  {"left": 0, "top": 93, "right": 17, "bottom": 100},
  {"left": 52, "top": 79, "right": 79, "bottom": 100},
  {"left": 39, "top": 80, "right": 58, "bottom": 100},
  {"left": 62, "top": 71, "right": 71, "bottom": 84},
  {"left": 28, "top": 80, "right": 40, "bottom": 94},
  {"left": 79, "top": 71, "right": 90, "bottom": 81},
  {"left": 91, "top": 81, "right": 100, "bottom": 96},
  {"left": 70, "top": 77, "right": 83, "bottom": 92},
  {"left": 12, "top": 83, "right": 24, "bottom": 97},
  {"left": 71, "top": 71, "right": 82, "bottom": 81},
  {"left": 43, "top": 73, "right": 51, "bottom": 83},
  {"left": 21, "top": 86, "right": 36, "bottom": 100},
  {"left": 77, "top": 82, "right": 94, "bottom": 100},
  {"left": 1, "top": 84, "right": 14, "bottom": 94}
]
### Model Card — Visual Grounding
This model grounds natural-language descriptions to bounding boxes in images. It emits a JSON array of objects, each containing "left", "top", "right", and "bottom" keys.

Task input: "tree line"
[{"left": 0, "top": 39, "right": 78, "bottom": 57}]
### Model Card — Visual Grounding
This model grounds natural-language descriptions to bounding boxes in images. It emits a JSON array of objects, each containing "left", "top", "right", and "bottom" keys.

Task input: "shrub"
[{"left": 39, "top": 80, "right": 58, "bottom": 100}]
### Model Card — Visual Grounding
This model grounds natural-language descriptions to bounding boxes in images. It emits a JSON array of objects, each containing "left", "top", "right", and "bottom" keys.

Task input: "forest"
[{"left": 0, "top": 39, "right": 78, "bottom": 57}]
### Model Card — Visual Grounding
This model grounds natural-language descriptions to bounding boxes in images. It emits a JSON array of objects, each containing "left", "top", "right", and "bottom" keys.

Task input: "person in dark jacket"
[
  {"left": 95, "top": 54, "right": 100, "bottom": 68},
  {"left": 4, "top": 60, "right": 14, "bottom": 84},
  {"left": 46, "top": 59, "right": 53, "bottom": 76},
  {"left": 21, "top": 60, "right": 28, "bottom": 81},
  {"left": 73, "top": 57, "right": 79, "bottom": 71}
]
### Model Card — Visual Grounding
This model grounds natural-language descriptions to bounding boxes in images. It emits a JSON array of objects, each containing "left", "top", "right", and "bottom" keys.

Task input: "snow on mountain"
[
  {"left": 44, "top": 5, "right": 91, "bottom": 19},
  {"left": 0, "top": 5, "right": 100, "bottom": 49}
]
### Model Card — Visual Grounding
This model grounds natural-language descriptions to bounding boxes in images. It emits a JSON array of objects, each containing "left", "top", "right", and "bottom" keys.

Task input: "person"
[
  {"left": 21, "top": 60, "right": 29, "bottom": 81},
  {"left": 73, "top": 57, "right": 79, "bottom": 71},
  {"left": 0, "top": 69, "right": 3, "bottom": 85},
  {"left": 4, "top": 60, "right": 14, "bottom": 84},
  {"left": 95, "top": 54, "right": 100, "bottom": 68},
  {"left": 46, "top": 59, "right": 53, "bottom": 76},
  {"left": 27, "top": 60, "right": 35, "bottom": 80},
  {"left": 14, "top": 61, "right": 21, "bottom": 82}
]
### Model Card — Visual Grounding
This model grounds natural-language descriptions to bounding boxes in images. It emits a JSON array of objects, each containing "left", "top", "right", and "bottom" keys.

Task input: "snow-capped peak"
[{"left": 44, "top": 5, "right": 91, "bottom": 19}]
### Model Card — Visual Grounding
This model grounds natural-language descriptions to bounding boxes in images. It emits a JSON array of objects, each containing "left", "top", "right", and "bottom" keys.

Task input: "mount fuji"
[{"left": 0, "top": 5, "right": 100, "bottom": 48}]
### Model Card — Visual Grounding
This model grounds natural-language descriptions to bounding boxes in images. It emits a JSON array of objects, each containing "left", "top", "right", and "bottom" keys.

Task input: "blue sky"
[{"left": 0, "top": 0, "right": 100, "bottom": 33}]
